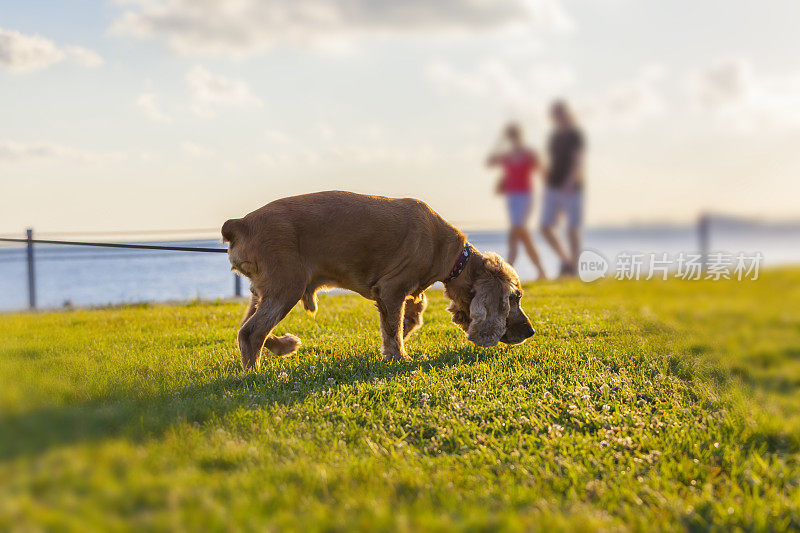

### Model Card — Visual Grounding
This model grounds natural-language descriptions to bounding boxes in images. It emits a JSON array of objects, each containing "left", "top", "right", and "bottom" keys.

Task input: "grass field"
[{"left": 1, "top": 270, "right": 800, "bottom": 531}]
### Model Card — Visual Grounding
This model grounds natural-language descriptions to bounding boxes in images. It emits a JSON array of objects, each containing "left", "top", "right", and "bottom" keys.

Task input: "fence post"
[
  {"left": 698, "top": 213, "right": 710, "bottom": 269},
  {"left": 26, "top": 228, "right": 36, "bottom": 310},
  {"left": 234, "top": 273, "right": 242, "bottom": 297}
]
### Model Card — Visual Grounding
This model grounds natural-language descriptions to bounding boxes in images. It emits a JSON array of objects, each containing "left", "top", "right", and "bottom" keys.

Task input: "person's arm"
[
  {"left": 562, "top": 132, "right": 584, "bottom": 191},
  {"left": 490, "top": 152, "right": 506, "bottom": 194},
  {"left": 529, "top": 149, "right": 541, "bottom": 178},
  {"left": 486, "top": 153, "right": 503, "bottom": 167},
  {"left": 563, "top": 150, "right": 582, "bottom": 190}
]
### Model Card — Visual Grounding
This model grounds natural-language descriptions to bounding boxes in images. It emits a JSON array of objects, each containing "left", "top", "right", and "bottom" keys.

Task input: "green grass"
[{"left": 1, "top": 270, "right": 800, "bottom": 531}]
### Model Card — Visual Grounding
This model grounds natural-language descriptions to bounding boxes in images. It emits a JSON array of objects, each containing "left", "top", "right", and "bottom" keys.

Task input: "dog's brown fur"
[{"left": 222, "top": 191, "right": 534, "bottom": 370}]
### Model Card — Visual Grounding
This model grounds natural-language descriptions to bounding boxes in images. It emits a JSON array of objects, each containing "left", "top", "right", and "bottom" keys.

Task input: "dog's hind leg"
[
  {"left": 241, "top": 287, "right": 259, "bottom": 326},
  {"left": 238, "top": 282, "right": 304, "bottom": 370},
  {"left": 301, "top": 288, "right": 318, "bottom": 316},
  {"left": 402, "top": 292, "right": 427, "bottom": 341}
]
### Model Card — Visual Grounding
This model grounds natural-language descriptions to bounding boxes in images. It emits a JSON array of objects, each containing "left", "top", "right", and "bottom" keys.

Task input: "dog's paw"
[
  {"left": 238, "top": 331, "right": 261, "bottom": 371},
  {"left": 271, "top": 334, "right": 302, "bottom": 357},
  {"left": 382, "top": 350, "right": 410, "bottom": 364}
]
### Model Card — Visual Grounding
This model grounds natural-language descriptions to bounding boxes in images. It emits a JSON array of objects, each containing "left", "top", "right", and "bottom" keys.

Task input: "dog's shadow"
[{"left": 0, "top": 345, "right": 495, "bottom": 462}]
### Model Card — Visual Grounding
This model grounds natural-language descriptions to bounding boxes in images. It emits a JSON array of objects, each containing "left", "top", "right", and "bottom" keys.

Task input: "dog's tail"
[
  {"left": 221, "top": 218, "right": 244, "bottom": 244},
  {"left": 222, "top": 218, "right": 258, "bottom": 277}
]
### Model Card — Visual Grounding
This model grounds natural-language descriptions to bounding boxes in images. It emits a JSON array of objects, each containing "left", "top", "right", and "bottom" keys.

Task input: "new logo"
[{"left": 578, "top": 250, "right": 609, "bottom": 282}]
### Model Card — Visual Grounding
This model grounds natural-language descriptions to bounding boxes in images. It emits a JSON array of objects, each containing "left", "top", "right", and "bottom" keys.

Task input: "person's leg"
[
  {"left": 540, "top": 188, "right": 571, "bottom": 266},
  {"left": 567, "top": 229, "right": 581, "bottom": 267},
  {"left": 511, "top": 193, "right": 546, "bottom": 279},
  {"left": 566, "top": 191, "right": 584, "bottom": 271},
  {"left": 506, "top": 194, "right": 525, "bottom": 265},
  {"left": 541, "top": 225, "right": 570, "bottom": 267},
  {"left": 507, "top": 228, "right": 520, "bottom": 265},
  {"left": 519, "top": 229, "right": 547, "bottom": 280}
]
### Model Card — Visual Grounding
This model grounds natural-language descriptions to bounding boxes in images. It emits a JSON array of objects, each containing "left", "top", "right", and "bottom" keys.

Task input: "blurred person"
[
  {"left": 540, "top": 101, "right": 585, "bottom": 277},
  {"left": 487, "top": 123, "right": 547, "bottom": 279}
]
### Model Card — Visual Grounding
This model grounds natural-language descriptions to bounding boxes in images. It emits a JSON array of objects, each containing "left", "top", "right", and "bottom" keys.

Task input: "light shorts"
[
  {"left": 540, "top": 187, "right": 583, "bottom": 230},
  {"left": 506, "top": 192, "right": 532, "bottom": 227}
]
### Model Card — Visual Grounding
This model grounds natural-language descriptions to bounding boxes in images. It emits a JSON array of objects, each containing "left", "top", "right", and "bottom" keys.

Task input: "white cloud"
[
  {"left": 263, "top": 129, "right": 293, "bottom": 144},
  {"left": 0, "top": 27, "right": 63, "bottom": 72},
  {"left": 429, "top": 59, "right": 669, "bottom": 129},
  {"left": 428, "top": 59, "right": 575, "bottom": 110},
  {"left": 0, "top": 27, "right": 103, "bottom": 73},
  {"left": 257, "top": 143, "right": 438, "bottom": 168},
  {"left": 314, "top": 122, "right": 334, "bottom": 141},
  {"left": 0, "top": 141, "right": 124, "bottom": 163},
  {"left": 112, "top": 0, "right": 573, "bottom": 57},
  {"left": 180, "top": 141, "right": 214, "bottom": 157},
  {"left": 255, "top": 126, "right": 441, "bottom": 168},
  {"left": 136, "top": 92, "right": 172, "bottom": 123},
  {"left": 689, "top": 58, "right": 753, "bottom": 110},
  {"left": 688, "top": 58, "right": 800, "bottom": 128},
  {"left": 581, "top": 64, "right": 667, "bottom": 126},
  {"left": 186, "top": 66, "right": 263, "bottom": 116},
  {"left": 64, "top": 45, "right": 104, "bottom": 68}
]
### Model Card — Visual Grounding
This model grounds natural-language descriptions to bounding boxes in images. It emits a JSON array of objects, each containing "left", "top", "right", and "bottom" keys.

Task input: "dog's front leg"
[{"left": 376, "top": 293, "right": 408, "bottom": 363}]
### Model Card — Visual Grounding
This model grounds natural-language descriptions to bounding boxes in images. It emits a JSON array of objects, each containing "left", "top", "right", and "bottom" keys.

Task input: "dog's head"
[{"left": 447, "top": 252, "right": 534, "bottom": 347}]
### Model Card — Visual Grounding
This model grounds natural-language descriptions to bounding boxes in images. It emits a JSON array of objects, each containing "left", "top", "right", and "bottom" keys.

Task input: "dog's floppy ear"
[
  {"left": 447, "top": 301, "right": 470, "bottom": 332},
  {"left": 467, "top": 275, "right": 510, "bottom": 347}
]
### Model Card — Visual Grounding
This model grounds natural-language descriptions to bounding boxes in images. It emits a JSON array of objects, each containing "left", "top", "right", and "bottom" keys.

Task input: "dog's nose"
[{"left": 524, "top": 324, "right": 535, "bottom": 338}]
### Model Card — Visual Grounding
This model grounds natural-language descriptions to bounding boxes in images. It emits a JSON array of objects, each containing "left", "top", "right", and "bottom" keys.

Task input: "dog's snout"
[
  {"left": 524, "top": 323, "right": 535, "bottom": 338},
  {"left": 499, "top": 320, "right": 535, "bottom": 345}
]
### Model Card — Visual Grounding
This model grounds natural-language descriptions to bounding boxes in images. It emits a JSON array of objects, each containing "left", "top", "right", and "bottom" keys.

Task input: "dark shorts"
[{"left": 541, "top": 187, "right": 583, "bottom": 229}]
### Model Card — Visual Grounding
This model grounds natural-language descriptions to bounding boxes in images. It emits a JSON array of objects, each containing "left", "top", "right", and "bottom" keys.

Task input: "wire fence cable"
[
  {"left": 1, "top": 233, "right": 237, "bottom": 310},
  {"left": 0, "top": 237, "right": 227, "bottom": 253}
]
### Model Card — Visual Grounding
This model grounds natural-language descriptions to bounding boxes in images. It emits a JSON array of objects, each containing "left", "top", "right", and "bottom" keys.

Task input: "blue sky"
[{"left": 2, "top": 0, "right": 799, "bottom": 233}]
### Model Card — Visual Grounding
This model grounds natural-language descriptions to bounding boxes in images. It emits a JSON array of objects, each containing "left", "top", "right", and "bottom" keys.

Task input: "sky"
[{"left": 1, "top": 0, "right": 799, "bottom": 234}]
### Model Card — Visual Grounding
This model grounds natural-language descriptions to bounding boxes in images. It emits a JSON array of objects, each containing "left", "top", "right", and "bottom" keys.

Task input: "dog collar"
[{"left": 444, "top": 243, "right": 473, "bottom": 283}]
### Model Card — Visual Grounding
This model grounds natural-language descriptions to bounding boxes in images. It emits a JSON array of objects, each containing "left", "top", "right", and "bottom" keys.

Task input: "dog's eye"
[{"left": 509, "top": 292, "right": 521, "bottom": 302}]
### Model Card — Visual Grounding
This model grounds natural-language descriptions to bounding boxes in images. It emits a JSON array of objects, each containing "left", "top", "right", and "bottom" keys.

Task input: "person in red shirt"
[{"left": 487, "top": 123, "right": 546, "bottom": 279}]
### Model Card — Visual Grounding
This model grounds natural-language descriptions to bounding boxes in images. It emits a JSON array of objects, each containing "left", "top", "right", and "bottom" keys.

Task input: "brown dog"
[{"left": 222, "top": 191, "right": 534, "bottom": 369}]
